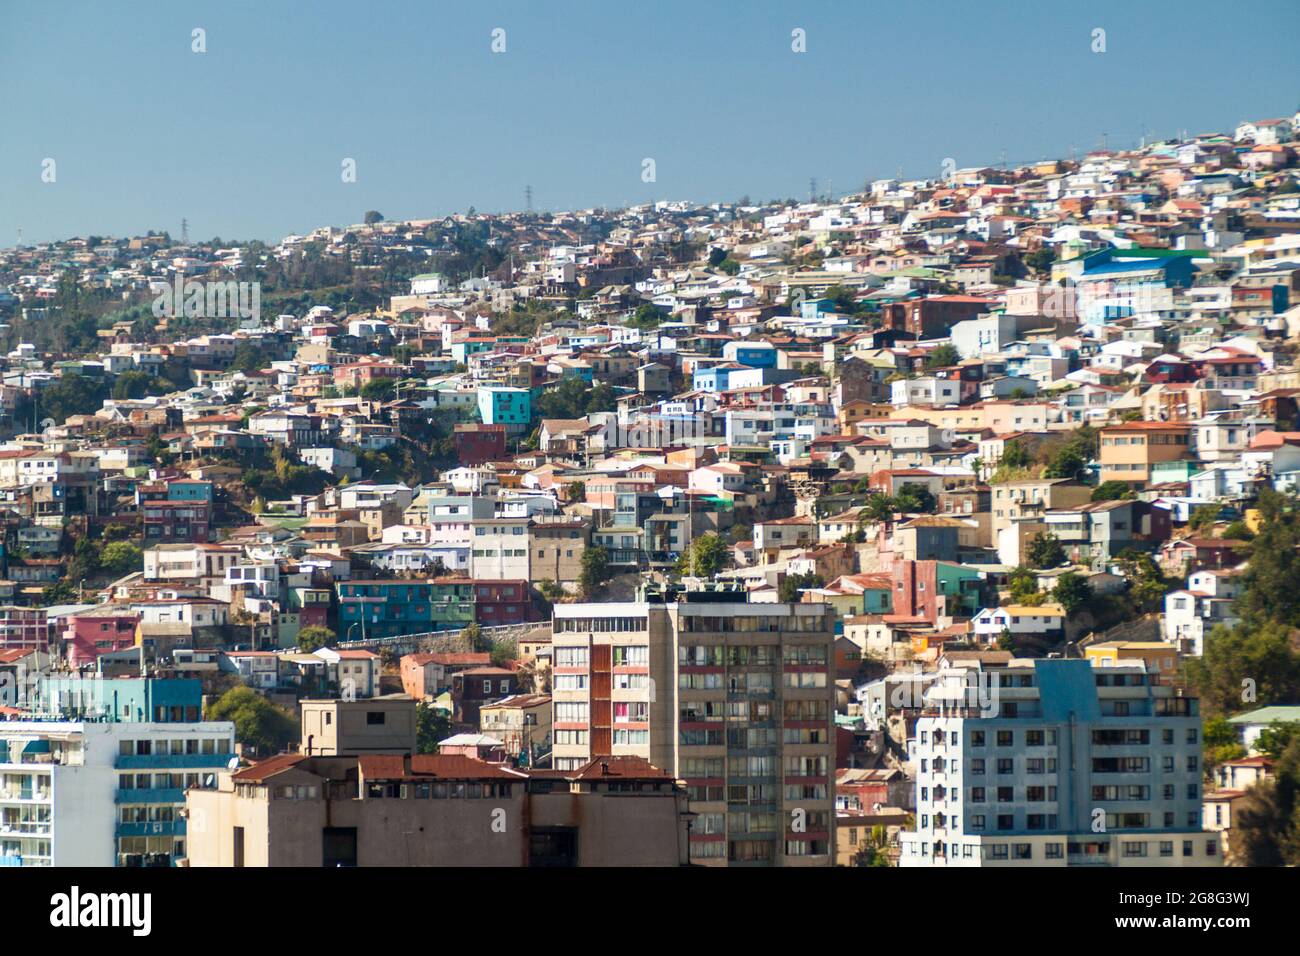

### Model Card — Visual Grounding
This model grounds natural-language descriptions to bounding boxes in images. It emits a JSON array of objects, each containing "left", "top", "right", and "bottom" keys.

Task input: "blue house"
[
  {"left": 476, "top": 386, "right": 531, "bottom": 435},
  {"left": 722, "top": 341, "right": 778, "bottom": 368}
]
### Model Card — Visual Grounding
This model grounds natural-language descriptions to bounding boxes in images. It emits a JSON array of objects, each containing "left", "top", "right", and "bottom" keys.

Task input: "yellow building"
[{"left": 1084, "top": 641, "right": 1179, "bottom": 683}]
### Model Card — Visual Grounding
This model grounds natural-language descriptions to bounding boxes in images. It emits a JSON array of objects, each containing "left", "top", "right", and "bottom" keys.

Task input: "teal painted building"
[
  {"left": 337, "top": 579, "right": 476, "bottom": 639},
  {"left": 476, "top": 386, "right": 531, "bottom": 435}
]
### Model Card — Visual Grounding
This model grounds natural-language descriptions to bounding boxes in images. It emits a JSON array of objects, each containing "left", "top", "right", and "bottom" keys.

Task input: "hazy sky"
[{"left": 1, "top": 0, "right": 1297, "bottom": 246}]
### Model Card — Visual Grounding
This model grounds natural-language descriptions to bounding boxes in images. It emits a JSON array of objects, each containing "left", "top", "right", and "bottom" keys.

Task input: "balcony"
[
  {"left": 115, "top": 788, "right": 185, "bottom": 805},
  {"left": 0, "top": 789, "right": 50, "bottom": 804},
  {"left": 0, "top": 821, "right": 51, "bottom": 836},
  {"left": 115, "top": 753, "right": 232, "bottom": 770},
  {"left": 116, "top": 820, "right": 184, "bottom": 838}
]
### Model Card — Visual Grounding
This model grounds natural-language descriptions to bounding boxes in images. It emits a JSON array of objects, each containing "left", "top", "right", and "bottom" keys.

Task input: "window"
[{"left": 366, "top": 711, "right": 385, "bottom": 725}]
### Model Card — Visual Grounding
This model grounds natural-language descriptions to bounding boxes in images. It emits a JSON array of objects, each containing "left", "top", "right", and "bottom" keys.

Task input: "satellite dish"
[
  {"left": 226, "top": 757, "right": 240, "bottom": 772},
  {"left": 205, "top": 773, "right": 217, "bottom": 787},
  {"left": 40, "top": 418, "right": 56, "bottom": 432}
]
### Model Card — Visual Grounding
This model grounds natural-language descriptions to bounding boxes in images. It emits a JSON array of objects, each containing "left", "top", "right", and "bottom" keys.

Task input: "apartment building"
[
  {"left": 900, "top": 659, "right": 1220, "bottom": 867},
  {"left": 469, "top": 517, "right": 532, "bottom": 580},
  {"left": 551, "top": 587, "right": 836, "bottom": 866},
  {"left": 143, "top": 543, "right": 242, "bottom": 584},
  {"left": 989, "top": 478, "right": 1092, "bottom": 541},
  {"left": 336, "top": 578, "right": 533, "bottom": 640},
  {"left": 0, "top": 688, "right": 234, "bottom": 867},
  {"left": 187, "top": 697, "right": 689, "bottom": 867},
  {"left": 1098, "top": 421, "right": 1192, "bottom": 486},
  {"left": 528, "top": 517, "right": 589, "bottom": 586}
]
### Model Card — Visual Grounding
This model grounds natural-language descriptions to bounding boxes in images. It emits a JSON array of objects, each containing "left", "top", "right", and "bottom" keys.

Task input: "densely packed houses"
[{"left": 2, "top": 114, "right": 1300, "bottom": 866}]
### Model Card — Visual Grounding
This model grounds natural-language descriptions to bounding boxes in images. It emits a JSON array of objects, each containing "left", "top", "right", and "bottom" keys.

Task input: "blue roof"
[{"left": 1082, "top": 258, "right": 1171, "bottom": 277}]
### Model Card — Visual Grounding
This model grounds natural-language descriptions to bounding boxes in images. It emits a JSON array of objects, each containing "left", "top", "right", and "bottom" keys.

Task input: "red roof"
[
  {"left": 566, "top": 755, "right": 673, "bottom": 781},
  {"left": 230, "top": 753, "right": 308, "bottom": 782}
]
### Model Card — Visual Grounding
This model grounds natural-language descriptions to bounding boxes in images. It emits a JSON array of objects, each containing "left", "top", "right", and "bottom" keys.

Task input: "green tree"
[
  {"left": 99, "top": 540, "right": 143, "bottom": 575},
  {"left": 1237, "top": 490, "right": 1300, "bottom": 626},
  {"left": 35, "top": 374, "right": 109, "bottom": 423},
  {"left": 1026, "top": 532, "right": 1066, "bottom": 569},
  {"left": 490, "top": 639, "right": 517, "bottom": 668},
  {"left": 1256, "top": 721, "right": 1300, "bottom": 759},
  {"left": 1188, "top": 503, "right": 1221, "bottom": 536},
  {"left": 999, "top": 440, "right": 1031, "bottom": 471},
  {"left": 579, "top": 546, "right": 612, "bottom": 598},
  {"left": 1113, "top": 549, "right": 1172, "bottom": 612},
  {"left": 860, "top": 494, "right": 895, "bottom": 524},
  {"left": 925, "top": 344, "right": 960, "bottom": 369},
  {"left": 1007, "top": 566, "right": 1042, "bottom": 605},
  {"left": 893, "top": 483, "right": 936, "bottom": 514},
  {"left": 536, "top": 375, "right": 591, "bottom": 420},
  {"left": 1091, "top": 480, "right": 1133, "bottom": 502},
  {"left": 1051, "top": 571, "right": 1092, "bottom": 615},
  {"left": 1222, "top": 519, "right": 1254, "bottom": 541},
  {"left": 566, "top": 480, "right": 586, "bottom": 503},
  {"left": 228, "top": 341, "right": 265, "bottom": 373},
  {"left": 851, "top": 824, "right": 894, "bottom": 867},
  {"left": 415, "top": 701, "right": 451, "bottom": 753},
  {"left": 1230, "top": 737, "right": 1300, "bottom": 866},
  {"left": 628, "top": 304, "right": 663, "bottom": 330},
  {"left": 1042, "top": 446, "right": 1085, "bottom": 480},
  {"left": 207, "top": 686, "right": 298, "bottom": 756},
  {"left": 822, "top": 285, "right": 859, "bottom": 313},
  {"left": 297, "top": 625, "right": 336, "bottom": 653},
  {"left": 1040, "top": 425, "right": 1097, "bottom": 479},
  {"left": 359, "top": 378, "right": 396, "bottom": 401},
  {"left": 676, "top": 532, "right": 729, "bottom": 577},
  {"left": 1024, "top": 248, "right": 1054, "bottom": 273},
  {"left": 1203, "top": 715, "right": 1248, "bottom": 772},
  {"left": 1186, "top": 620, "right": 1300, "bottom": 716},
  {"left": 779, "top": 572, "right": 824, "bottom": 604}
]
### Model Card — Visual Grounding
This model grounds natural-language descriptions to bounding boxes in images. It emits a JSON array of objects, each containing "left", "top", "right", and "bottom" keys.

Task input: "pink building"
[{"left": 64, "top": 609, "right": 140, "bottom": 669}]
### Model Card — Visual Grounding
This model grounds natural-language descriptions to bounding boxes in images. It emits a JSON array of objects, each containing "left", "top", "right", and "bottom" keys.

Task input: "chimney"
[{"left": 600, "top": 761, "right": 610, "bottom": 776}]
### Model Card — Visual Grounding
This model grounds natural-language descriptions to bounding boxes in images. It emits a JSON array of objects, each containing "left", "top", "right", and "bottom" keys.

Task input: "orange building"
[{"left": 1098, "top": 421, "right": 1191, "bottom": 485}]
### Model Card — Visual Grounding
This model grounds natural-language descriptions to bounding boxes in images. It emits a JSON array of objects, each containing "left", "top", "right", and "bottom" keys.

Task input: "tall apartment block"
[
  {"left": 551, "top": 586, "right": 836, "bottom": 866},
  {"left": 0, "top": 677, "right": 234, "bottom": 867},
  {"left": 900, "top": 658, "right": 1222, "bottom": 867}
]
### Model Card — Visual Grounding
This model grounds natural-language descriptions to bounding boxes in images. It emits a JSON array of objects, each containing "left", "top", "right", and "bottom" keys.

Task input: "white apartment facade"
[{"left": 900, "top": 659, "right": 1221, "bottom": 867}]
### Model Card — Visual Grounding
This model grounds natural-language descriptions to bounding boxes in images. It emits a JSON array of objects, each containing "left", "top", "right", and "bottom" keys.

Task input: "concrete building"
[
  {"left": 186, "top": 698, "right": 691, "bottom": 868},
  {"left": 900, "top": 659, "right": 1221, "bottom": 867},
  {"left": 551, "top": 586, "right": 836, "bottom": 866},
  {"left": 0, "top": 714, "right": 233, "bottom": 867}
]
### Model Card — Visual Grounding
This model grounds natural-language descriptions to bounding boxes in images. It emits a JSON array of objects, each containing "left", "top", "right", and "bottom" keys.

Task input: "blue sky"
[{"left": 1, "top": 0, "right": 1297, "bottom": 246}]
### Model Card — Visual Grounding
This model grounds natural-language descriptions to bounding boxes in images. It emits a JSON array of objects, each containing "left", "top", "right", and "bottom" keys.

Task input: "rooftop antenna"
[{"left": 524, "top": 185, "right": 533, "bottom": 214}]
